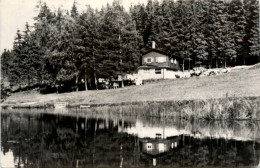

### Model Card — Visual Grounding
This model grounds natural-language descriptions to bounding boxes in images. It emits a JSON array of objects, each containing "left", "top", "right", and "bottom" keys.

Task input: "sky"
[{"left": 0, "top": 0, "right": 149, "bottom": 53}]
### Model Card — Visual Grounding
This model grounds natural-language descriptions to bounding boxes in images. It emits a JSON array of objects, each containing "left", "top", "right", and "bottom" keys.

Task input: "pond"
[{"left": 1, "top": 108, "right": 260, "bottom": 168}]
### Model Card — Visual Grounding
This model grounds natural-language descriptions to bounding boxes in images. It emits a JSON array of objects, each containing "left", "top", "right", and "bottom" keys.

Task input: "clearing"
[{"left": 2, "top": 64, "right": 260, "bottom": 107}]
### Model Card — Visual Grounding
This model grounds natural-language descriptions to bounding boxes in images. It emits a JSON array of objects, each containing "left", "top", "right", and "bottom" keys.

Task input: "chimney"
[{"left": 152, "top": 41, "right": 155, "bottom": 49}]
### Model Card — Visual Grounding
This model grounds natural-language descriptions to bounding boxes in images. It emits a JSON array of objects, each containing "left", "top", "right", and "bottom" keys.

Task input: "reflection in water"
[
  {"left": 140, "top": 136, "right": 179, "bottom": 156},
  {"left": 1, "top": 109, "right": 260, "bottom": 168}
]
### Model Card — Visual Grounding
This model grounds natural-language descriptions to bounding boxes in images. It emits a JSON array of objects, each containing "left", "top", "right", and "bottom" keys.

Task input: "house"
[{"left": 137, "top": 43, "right": 181, "bottom": 80}]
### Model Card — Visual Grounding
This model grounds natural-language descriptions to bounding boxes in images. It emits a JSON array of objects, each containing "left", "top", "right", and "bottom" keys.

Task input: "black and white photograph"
[{"left": 1, "top": 0, "right": 260, "bottom": 167}]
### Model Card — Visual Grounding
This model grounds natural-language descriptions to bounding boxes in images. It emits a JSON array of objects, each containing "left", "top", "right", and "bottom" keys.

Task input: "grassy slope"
[{"left": 3, "top": 66, "right": 260, "bottom": 106}]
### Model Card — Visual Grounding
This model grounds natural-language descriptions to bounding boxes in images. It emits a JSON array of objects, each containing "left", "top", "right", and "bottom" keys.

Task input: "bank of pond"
[
  {"left": 1, "top": 109, "right": 260, "bottom": 168},
  {"left": 2, "top": 97, "right": 260, "bottom": 121}
]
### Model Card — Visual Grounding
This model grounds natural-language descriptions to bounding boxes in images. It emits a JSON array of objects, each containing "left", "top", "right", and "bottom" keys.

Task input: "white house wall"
[
  {"left": 138, "top": 68, "right": 176, "bottom": 80},
  {"left": 138, "top": 69, "right": 162, "bottom": 80},
  {"left": 163, "top": 69, "right": 177, "bottom": 79}
]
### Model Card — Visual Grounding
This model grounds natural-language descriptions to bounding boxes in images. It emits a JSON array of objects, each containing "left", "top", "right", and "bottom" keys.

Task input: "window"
[
  {"left": 171, "top": 142, "right": 178, "bottom": 148},
  {"left": 147, "top": 143, "right": 153, "bottom": 150},
  {"left": 144, "top": 57, "right": 154, "bottom": 63},
  {"left": 171, "top": 59, "right": 177, "bottom": 64},
  {"left": 157, "top": 57, "right": 166, "bottom": 63},
  {"left": 155, "top": 68, "right": 161, "bottom": 74},
  {"left": 147, "top": 58, "right": 152, "bottom": 63}
]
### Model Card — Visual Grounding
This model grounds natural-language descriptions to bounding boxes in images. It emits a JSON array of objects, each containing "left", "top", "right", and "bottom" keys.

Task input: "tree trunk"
[
  {"left": 94, "top": 74, "right": 98, "bottom": 90},
  {"left": 56, "top": 83, "right": 59, "bottom": 94},
  {"left": 224, "top": 57, "right": 226, "bottom": 68},
  {"left": 188, "top": 58, "right": 190, "bottom": 72},
  {"left": 84, "top": 75, "right": 88, "bottom": 91},
  {"left": 182, "top": 59, "right": 184, "bottom": 72},
  {"left": 75, "top": 73, "right": 79, "bottom": 92},
  {"left": 19, "top": 81, "right": 21, "bottom": 91},
  {"left": 194, "top": 54, "right": 196, "bottom": 67},
  {"left": 28, "top": 74, "right": 30, "bottom": 90},
  {"left": 216, "top": 56, "right": 218, "bottom": 68}
]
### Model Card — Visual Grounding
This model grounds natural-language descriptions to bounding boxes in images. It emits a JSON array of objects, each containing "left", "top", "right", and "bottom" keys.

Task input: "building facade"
[{"left": 137, "top": 49, "right": 181, "bottom": 80}]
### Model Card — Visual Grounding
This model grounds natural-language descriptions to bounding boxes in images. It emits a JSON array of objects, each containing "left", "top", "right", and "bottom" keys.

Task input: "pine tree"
[
  {"left": 21, "top": 22, "right": 33, "bottom": 89},
  {"left": 76, "top": 6, "right": 101, "bottom": 90},
  {"left": 119, "top": 10, "right": 142, "bottom": 73},
  {"left": 171, "top": 0, "right": 192, "bottom": 70},
  {"left": 229, "top": 0, "right": 247, "bottom": 66},
  {"left": 185, "top": 0, "right": 208, "bottom": 69},
  {"left": 1, "top": 49, "right": 13, "bottom": 78},
  {"left": 33, "top": 2, "right": 56, "bottom": 85},
  {"left": 10, "top": 30, "right": 24, "bottom": 89},
  {"left": 26, "top": 31, "right": 42, "bottom": 87},
  {"left": 48, "top": 12, "right": 78, "bottom": 92},
  {"left": 130, "top": 3, "right": 148, "bottom": 47},
  {"left": 97, "top": 3, "right": 122, "bottom": 79},
  {"left": 209, "top": 0, "right": 236, "bottom": 67},
  {"left": 244, "top": 0, "right": 260, "bottom": 64},
  {"left": 222, "top": 1, "right": 236, "bottom": 68},
  {"left": 71, "top": 0, "right": 78, "bottom": 18},
  {"left": 157, "top": 0, "right": 174, "bottom": 52}
]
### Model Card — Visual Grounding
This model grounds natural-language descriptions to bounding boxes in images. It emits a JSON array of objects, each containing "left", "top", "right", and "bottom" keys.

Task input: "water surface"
[{"left": 1, "top": 108, "right": 260, "bottom": 168}]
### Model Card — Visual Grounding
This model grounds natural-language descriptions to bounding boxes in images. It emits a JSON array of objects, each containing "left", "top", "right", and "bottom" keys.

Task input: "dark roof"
[
  {"left": 143, "top": 48, "right": 169, "bottom": 56},
  {"left": 138, "top": 65, "right": 179, "bottom": 71},
  {"left": 138, "top": 65, "right": 158, "bottom": 69}
]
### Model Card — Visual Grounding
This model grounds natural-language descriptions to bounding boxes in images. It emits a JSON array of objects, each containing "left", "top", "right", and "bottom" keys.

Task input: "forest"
[{"left": 1, "top": 0, "right": 259, "bottom": 93}]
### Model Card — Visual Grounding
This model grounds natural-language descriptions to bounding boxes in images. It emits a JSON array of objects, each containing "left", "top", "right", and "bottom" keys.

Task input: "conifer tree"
[
  {"left": 10, "top": 30, "right": 24, "bottom": 89},
  {"left": 229, "top": 0, "right": 247, "bottom": 65},
  {"left": 119, "top": 10, "right": 142, "bottom": 73},
  {"left": 76, "top": 5, "right": 101, "bottom": 89},
  {"left": 1, "top": 50, "right": 13, "bottom": 79},
  {"left": 71, "top": 0, "right": 78, "bottom": 18},
  {"left": 48, "top": 12, "right": 78, "bottom": 92},
  {"left": 244, "top": 0, "right": 260, "bottom": 64},
  {"left": 33, "top": 2, "right": 56, "bottom": 85}
]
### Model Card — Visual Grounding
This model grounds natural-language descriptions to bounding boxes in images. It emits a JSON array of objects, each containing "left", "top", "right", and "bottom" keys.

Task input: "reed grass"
[{"left": 84, "top": 97, "right": 260, "bottom": 120}]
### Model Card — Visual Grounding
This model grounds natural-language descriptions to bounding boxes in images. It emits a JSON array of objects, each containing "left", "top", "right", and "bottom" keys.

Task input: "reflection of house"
[
  {"left": 137, "top": 43, "right": 181, "bottom": 80},
  {"left": 140, "top": 136, "right": 179, "bottom": 157}
]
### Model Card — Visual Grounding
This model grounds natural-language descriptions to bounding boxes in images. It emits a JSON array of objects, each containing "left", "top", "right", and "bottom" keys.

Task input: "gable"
[
  {"left": 143, "top": 52, "right": 169, "bottom": 63},
  {"left": 143, "top": 51, "right": 168, "bottom": 59}
]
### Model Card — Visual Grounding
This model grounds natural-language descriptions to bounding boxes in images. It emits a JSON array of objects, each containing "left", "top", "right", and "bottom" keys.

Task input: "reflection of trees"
[
  {"left": 1, "top": 113, "right": 142, "bottom": 167},
  {"left": 1, "top": 112, "right": 260, "bottom": 167}
]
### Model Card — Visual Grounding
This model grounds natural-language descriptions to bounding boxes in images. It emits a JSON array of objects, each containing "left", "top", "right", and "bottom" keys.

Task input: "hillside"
[{"left": 2, "top": 65, "right": 260, "bottom": 107}]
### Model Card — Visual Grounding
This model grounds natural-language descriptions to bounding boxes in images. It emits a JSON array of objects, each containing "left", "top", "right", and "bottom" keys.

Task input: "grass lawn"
[{"left": 2, "top": 65, "right": 260, "bottom": 107}]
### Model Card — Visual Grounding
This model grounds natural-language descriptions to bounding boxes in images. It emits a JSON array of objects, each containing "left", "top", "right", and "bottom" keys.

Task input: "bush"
[{"left": 1, "top": 81, "right": 11, "bottom": 102}]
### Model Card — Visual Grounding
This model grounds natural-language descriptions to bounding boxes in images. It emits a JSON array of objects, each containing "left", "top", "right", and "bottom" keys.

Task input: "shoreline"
[
  {"left": 2, "top": 96, "right": 260, "bottom": 120},
  {"left": 1, "top": 95, "right": 259, "bottom": 108}
]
